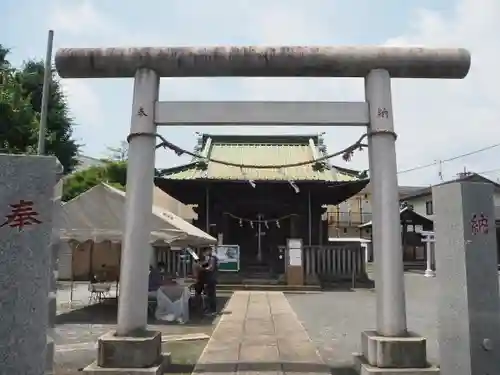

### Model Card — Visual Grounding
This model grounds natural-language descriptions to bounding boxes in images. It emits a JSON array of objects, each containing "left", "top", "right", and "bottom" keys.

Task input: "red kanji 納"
[
  {"left": 471, "top": 213, "right": 489, "bottom": 235},
  {"left": 0, "top": 199, "right": 42, "bottom": 231}
]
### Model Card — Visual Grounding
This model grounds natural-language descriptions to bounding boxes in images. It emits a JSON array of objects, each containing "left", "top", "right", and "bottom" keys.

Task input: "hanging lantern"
[{"left": 239, "top": 219, "right": 243, "bottom": 227}]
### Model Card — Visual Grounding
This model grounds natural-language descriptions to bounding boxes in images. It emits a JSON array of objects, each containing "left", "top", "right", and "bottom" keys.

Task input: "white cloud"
[
  {"left": 49, "top": 0, "right": 115, "bottom": 36},
  {"left": 43, "top": 0, "right": 500, "bottom": 185},
  {"left": 60, "top": 79, "right": 103, "bottom": 129},
  {"left": 383, "top": 0, "right": 500, "bottom": 184}
]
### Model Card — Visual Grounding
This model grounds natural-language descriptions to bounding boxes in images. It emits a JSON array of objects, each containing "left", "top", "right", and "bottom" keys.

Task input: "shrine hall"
[{"left": 155, "top": 133, "right": 369, "bottom": 282}]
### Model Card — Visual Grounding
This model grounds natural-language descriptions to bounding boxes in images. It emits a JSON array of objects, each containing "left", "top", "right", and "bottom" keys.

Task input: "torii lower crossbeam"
[{"left": 154, "top": 101, "right": 369, "bottom": 126}]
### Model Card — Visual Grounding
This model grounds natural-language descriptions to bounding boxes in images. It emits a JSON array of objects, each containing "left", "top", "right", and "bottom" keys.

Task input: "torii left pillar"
[{"left": 88, "top": 69, "right": 168, "bottom": 373}]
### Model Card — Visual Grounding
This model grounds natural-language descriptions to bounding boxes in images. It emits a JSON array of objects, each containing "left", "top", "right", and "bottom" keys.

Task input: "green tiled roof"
[{"left": 160, "top": 134, "right": 361, "bottom": 182}]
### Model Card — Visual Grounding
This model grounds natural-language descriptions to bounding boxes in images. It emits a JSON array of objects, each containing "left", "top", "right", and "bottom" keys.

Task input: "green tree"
[
  {"left": 0, "top": 64, "right": 38, "bottom": 152},
  {"left": 62, "top": 160, "right": 127, "bottom": 202},
  {"left": 0, "top": 45, "right": 37, "bottom": 153},
  {"left": 0, "top": 44, "right": 80, "bottom": 172},
  {"left": 18, "top": 59, "right": 80, "bottom": 172},
  {"left": 0, "top": 45, "right": 11, "bottom": 70},
  {"left": 62, "top": 141, "right": 165, "bottom": 201}
]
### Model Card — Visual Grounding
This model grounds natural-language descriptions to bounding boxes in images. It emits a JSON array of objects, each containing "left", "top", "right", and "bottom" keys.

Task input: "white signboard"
[
  {"left": 215, "top": 245, "right": 240, "bottom": 272},
  {"left": 287, "top": 238, "right": 302, "bottom": 266}
]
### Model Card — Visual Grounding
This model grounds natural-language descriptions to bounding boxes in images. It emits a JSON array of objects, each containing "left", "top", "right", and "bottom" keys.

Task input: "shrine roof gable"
[{"left": 158, "top": 133, "right": 364, "bottom": 182}]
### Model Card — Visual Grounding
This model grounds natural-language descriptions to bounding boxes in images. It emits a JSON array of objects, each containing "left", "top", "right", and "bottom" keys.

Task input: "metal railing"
[
  {"left": 279, "top": 244, "right": 367, "bottom": 285},
  {"left": 326, "top": 211, "right": 372, "bottom": 226}
]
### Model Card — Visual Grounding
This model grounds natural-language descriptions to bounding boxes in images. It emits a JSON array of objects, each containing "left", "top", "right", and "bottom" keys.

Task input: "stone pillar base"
[
  {"left": 286, "top": 265, "right": 304, "bottom": 286},
  {"left": 424, "top": 269, "right": 436, "bottom": 278},
  {"left": 82, "top": 330, "right": 171, "bottom": 374},
  {"left": 352, "top": 331, "right": 439, "bottom": 374}
]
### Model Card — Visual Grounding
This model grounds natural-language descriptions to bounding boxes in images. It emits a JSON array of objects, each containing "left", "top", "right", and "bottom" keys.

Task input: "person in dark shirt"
[
  {"left": 193, "top": 259, "right": 206, "bottom": 296},
  {"left": 202, "top": 247, "right": 218, "bottom": 315},
  {"left": 148, "top": 265, "right": 163, "bottom": 292}
]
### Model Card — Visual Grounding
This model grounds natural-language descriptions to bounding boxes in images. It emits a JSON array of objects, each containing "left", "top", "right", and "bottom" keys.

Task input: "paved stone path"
[{"left": 194, "top": 291, "right": 330, "bottom": 375}]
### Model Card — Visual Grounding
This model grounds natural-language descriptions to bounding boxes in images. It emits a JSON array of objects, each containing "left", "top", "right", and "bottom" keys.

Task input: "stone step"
[
  {"left": 83, "top": 353, "right": 171, "bottom": 374},
  {"left": 216, "top": 284, "right": 321, "bottom": 292},
  {"left": 353, "top": 354, "right": 440, "bottom": 375},
  {"left": 241, "top": 273, "right": 275, "bottom": 279}
]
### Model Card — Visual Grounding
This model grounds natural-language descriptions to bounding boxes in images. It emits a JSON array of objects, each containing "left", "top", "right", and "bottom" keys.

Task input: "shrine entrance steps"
[
  {"left": 216, "top": 284, "right": 321, "bottom": 292},
  {"left": 193, "top": 291, "right": 331, "bottom": 375}
]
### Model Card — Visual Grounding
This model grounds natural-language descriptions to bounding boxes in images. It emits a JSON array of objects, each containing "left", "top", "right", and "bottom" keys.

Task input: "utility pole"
[
  {"left": 37, "top": 30, "right": 54, "bottom": 155},
  {"left": 437, "top": 160, "right": 444, "bottom": 182},
  {"left": 457, "top": 166, "right": 471, "bottom": 179}
]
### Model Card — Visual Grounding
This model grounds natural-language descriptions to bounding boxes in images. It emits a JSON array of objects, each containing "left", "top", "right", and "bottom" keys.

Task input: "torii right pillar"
[{"left": 355, "top": 67, "right": 455, "bottom": 374}]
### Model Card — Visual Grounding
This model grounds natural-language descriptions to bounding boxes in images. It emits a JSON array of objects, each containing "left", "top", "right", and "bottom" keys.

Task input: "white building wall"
[
  {"left": 408, "top": 195, "right": 434, "bottom": 219},
  {"left": 404, "top": 191, "right": 500, "bottom": 221}
]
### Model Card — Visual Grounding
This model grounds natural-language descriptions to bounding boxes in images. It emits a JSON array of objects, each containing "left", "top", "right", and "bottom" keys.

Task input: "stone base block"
[
  {"left": 161, "top": 352, "right": 172, "bottom": 369},
  {"left": 361, "top": 331, "right": 427, "bottom": 368},
  {"left": 353, "top": 354, "right": 440, "bottom": 375},
  {"left": 97, "top": 330, "right": 161, "bottom": 368},
  {"left": 286, "top": 265, "right": 304, "bottom": 286},
  {"left": 82, "top": 361, "right": 162, "bottom": 375},
  {"left": 83, "top": 353, "right": 171, "bottom": 375},
  {"left": 46, "top": 335, "right": 55, "bottom": 373}
]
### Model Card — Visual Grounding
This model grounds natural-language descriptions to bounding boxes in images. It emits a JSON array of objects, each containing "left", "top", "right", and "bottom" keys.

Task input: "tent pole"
[
  {"left": 69, "top": 242, "right": 80, "bottom": 307},
  {"left": 205, "top": 186, "right": 210, "bottom": 233},
  {"left": 308, "top": 190, "right": 312, "bottom": 245}
]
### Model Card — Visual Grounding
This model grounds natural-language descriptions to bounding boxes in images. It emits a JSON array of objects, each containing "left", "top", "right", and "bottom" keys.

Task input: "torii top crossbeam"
[{"left": 55, "top": 46, "right": 471, "bottom": 79}]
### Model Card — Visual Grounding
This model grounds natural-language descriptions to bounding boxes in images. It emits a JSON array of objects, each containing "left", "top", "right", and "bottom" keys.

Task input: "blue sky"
[{"left": 3, "top": 0, "right": 499, "bottom": 186}]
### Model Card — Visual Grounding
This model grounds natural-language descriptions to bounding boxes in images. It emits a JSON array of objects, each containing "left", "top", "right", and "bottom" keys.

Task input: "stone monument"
[
  {"left": 433, "top": 182, "right": 500, "bottom": 375},
  {"left": 46, "top": 177, "right": 64, "bottom": 374},
  {"left": 0, "top": 154, "right": 60, "bottom": 375}
]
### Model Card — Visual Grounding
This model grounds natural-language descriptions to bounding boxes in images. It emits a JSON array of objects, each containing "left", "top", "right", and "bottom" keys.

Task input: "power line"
[
  {"left": 443, "top": 143, "right": 500, "bottom": 162},
  {"left": 473, "top": 167, "right": 500, "bottom": 175},
  {"left": 397, "top": 142, "right": 500, "bottom": 175}
]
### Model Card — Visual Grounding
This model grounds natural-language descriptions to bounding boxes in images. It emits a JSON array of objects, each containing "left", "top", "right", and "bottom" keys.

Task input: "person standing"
[{"left": 203, "top": 247, "right": 218, "bottom": 316}]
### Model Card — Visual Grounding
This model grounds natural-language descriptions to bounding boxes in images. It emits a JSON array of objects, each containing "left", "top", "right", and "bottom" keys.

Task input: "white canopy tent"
[{"left": 60, "top": 183, "right": 216, "bottom": 247}]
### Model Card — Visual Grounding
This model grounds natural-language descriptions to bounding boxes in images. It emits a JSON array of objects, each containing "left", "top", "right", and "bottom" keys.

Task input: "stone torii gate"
[{"left": 55, "top": 46, "right": 470, "bottom": 374}]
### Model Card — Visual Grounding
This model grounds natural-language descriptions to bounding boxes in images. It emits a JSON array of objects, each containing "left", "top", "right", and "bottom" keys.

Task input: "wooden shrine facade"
[{"left": 155, "top": 134, "right": 369, "bottom": 275}]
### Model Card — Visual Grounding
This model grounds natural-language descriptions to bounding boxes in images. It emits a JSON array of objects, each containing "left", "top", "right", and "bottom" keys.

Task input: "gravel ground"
[{"left": 287, "top": 271, "right": 500, "bottom": 371}]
